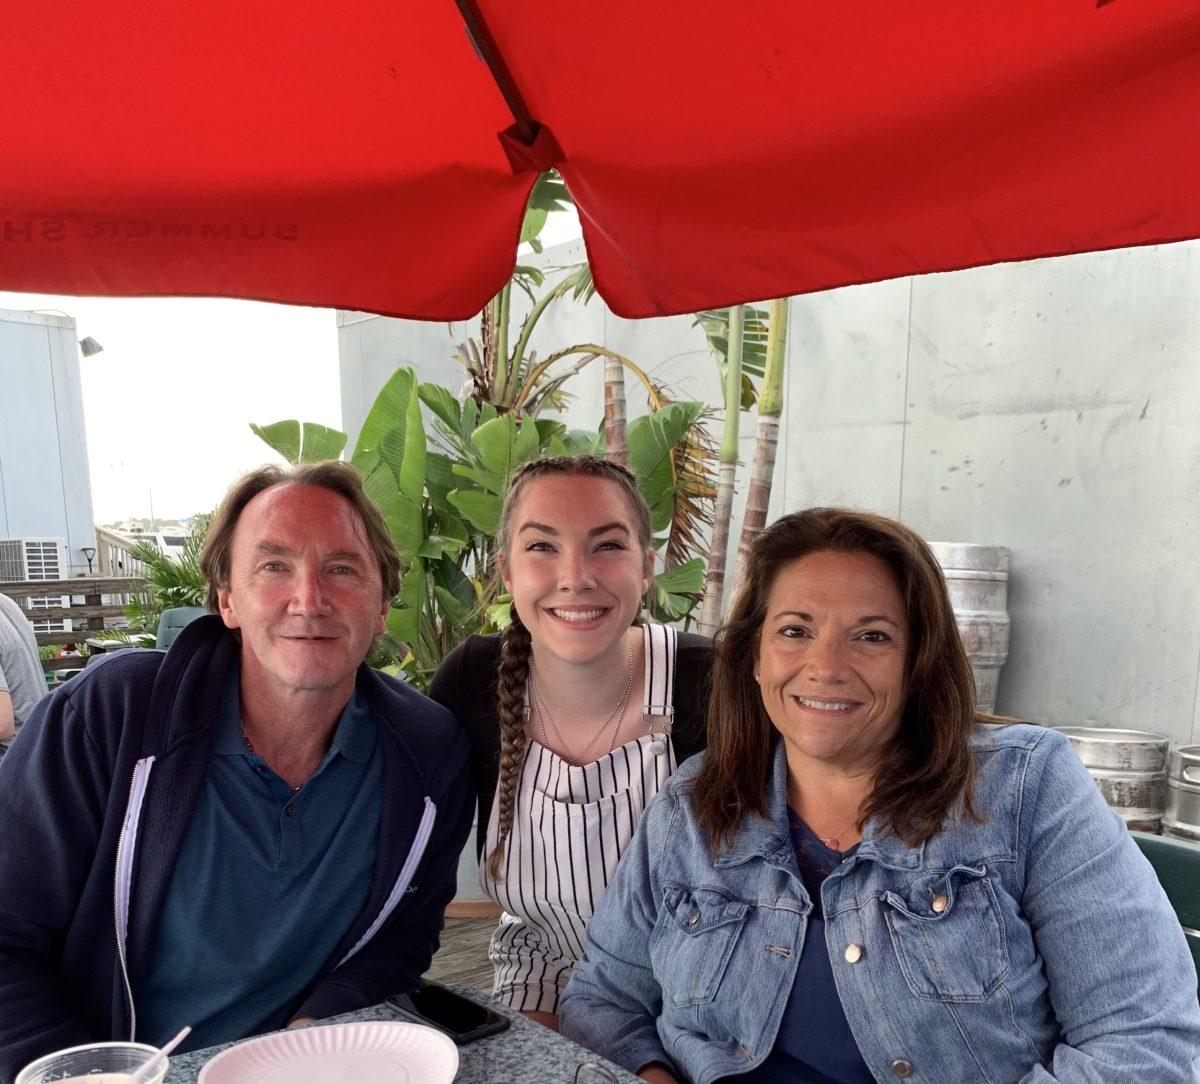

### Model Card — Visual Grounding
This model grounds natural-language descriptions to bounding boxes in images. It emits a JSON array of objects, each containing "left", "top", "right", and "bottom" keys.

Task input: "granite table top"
[{"left": 164, "top": 985, "right": 641, "bottom": 1083}]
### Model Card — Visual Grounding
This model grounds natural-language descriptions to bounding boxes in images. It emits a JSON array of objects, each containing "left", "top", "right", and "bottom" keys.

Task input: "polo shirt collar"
[
  {"left": 329, "top": 687, "right": 375, "bottom": 764},
  {"left": 212, "top": 672, "right": 249, "bottom": 755},
  {"left": 211, "top": 671, "right": 375, "bottom": 764}
]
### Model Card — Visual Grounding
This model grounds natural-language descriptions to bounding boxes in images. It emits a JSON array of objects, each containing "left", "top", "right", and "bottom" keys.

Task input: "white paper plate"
[{"left": 198, "top": 1021, "right": 459, "bottom": 1084}]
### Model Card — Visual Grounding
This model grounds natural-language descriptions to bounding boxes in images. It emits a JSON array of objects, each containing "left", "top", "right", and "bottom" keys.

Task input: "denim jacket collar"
[{"left": 711, "top": 741, "right": 924, "bottom": 872}]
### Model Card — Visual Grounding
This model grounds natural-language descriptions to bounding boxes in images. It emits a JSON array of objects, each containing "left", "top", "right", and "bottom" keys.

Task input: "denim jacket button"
[
  {"left": 931, "top": 894, "right": 949, "bottom": 913},
  {"left": 843, "top": 943, "right": 863, "bottom": 963},
  {"left": 891, "top": 1059, "right": 914, "bottom": 1077},
  {"left": 688, "top": 911, "right": 701, "bottom": 926}
]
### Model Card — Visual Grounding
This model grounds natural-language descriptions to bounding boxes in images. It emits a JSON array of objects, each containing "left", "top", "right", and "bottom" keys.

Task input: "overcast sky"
[
  {"left": 0, "top": 292, "right": 342, "bottom": 524},
  {"left": 1, "top": 209, "right": 582, "bottom": 525}
]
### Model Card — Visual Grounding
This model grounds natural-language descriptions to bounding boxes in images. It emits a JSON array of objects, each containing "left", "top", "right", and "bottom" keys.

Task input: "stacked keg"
[
  {"left": 929, "top": 542, "right": 1010, "bottom": 714},
  {"left": 1053, "top": 728, "right": 1170, "bottom": 832},
  {"left": 1163, "top": 746, "right": 1200, "bottom": 841}
]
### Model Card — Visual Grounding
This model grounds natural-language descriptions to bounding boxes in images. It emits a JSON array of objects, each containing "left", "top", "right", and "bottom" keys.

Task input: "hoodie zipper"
[
  {"left": 337, "top": 796, "right": 437, "bottom": 967},
  {"left": 113, "top": 756, "right": 155, "bottom": 1041}
]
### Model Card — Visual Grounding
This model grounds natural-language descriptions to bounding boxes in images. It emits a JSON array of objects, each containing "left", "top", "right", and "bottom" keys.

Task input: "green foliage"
[
  {"left": 123, "top": 516, "right": 210, "bottom": 631},
  {"left": 693, "top": 305, "right": 771, "bottom": 408},
  {"left": 648, "top": 559, "right": 706, "bottom": 622},
  {"left": 628, "top": 402, "right": 707, "bottom": 535},
  {"left": 457, "top": 262, "right": 597, "bottom": 413},
  {"left": 250, "top": 420, "right": 347, "bottom": 463},
  {"left": 520, "top": 171, "right": 572, "bottom": 255}
]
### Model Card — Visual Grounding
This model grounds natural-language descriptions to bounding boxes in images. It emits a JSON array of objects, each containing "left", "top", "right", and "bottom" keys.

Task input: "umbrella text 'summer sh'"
[{"left": 2, "top": 1, "right": 1199, "bottom": 320}]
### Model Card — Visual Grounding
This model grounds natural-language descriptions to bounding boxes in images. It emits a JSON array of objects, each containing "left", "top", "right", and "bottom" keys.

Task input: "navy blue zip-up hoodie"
[{"left": 0, "top": 616, "right": 473, "bottom": 1083}]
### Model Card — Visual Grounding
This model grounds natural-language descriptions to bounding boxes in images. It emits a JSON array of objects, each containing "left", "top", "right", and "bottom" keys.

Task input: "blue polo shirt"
[{"left": 138, "top": 675, "right": 382, "bottom": 1051}]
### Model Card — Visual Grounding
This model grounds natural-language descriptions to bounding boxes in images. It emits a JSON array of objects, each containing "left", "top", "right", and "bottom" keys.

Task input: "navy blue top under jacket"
[
  {"left": 731, "top": 814, "right": 872, "bottom": 1084},
  {"left": 0, "top": 616, "right": 473, "bottom": 1083}
]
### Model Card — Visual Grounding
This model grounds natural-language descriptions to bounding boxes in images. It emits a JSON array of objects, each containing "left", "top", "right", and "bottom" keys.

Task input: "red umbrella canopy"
[{"left": 3, "top": 1, "right": 1199, "bottom": 320}]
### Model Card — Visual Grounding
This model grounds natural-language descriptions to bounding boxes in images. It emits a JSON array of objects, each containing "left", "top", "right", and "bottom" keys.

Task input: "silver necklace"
[{"left": 528, "top": 644, "right": 635, "bottom": 765}]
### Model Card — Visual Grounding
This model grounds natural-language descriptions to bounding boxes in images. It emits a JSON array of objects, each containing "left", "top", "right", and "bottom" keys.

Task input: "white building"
[{"left": 0, "top": 308, "right": 98, "bottom": 581}]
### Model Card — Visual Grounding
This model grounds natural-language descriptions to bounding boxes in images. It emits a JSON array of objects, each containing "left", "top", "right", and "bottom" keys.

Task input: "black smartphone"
[{"left": 386, "top": 980, "right": 511, "bottom": 1044}]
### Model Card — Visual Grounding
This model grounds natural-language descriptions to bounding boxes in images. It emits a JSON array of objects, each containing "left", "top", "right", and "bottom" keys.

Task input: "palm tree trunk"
[
  {"left": 494, "top": 283, "right": 512, "bottom": 407},
  {"left": 604, "top": 352, "right": 628, "bottom": 466},
  {"left": 732, "top": 297, "right": 789, "bottom": 597},
  {"left": 481, "top": 292, "right": 500, "bottom": 403},
  {"left": 699, "top": 304, "right": 744, "bottom": 636}
]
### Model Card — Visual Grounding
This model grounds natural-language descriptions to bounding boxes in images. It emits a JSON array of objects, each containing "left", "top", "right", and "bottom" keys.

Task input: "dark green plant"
[{"left": 123, "top": 516, "right": 210, "bottom": 632}]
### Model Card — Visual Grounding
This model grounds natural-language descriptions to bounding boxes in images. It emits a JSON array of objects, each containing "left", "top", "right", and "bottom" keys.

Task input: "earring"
[{"left": 753, "top": 671, "right": 760, "bottom": 682}]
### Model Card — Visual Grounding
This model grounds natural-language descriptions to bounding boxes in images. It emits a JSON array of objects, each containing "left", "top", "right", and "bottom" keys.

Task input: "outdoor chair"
[
  {"left": 154, "top": 606, "right": 207, "bottom": 650},
  {"left": 1131, "top": 831, "right": 1200, "bottom": 989}
]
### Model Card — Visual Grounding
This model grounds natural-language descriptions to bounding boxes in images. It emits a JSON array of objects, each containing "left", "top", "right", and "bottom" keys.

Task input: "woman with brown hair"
[
  {"left": 429, "top": 456, "right": 712, "bottom": 1029},
  {"left": 561, "top": 507, "right": 1200, "bottom": 1084}
]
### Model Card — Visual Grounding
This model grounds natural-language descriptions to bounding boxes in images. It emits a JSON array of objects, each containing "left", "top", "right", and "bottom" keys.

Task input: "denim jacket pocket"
[
  {"left": 881, "top": 864, "right": 1010, "bottom": 1002},
  {"left": 650, "top": 885, "right": 749, "bottom": 1006}
]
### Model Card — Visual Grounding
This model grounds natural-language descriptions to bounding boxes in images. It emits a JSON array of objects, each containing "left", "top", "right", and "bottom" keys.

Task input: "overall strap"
[{"left": 641, "top": 623, "right": 678, "bottom": 756}]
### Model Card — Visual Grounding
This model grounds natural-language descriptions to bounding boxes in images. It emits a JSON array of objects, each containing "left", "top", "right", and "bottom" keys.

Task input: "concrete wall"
[
  {"left": 781, "top": 242, "right": 1200, "bottom": 744},
  {"left": 0, "top": 309, "right": 97, "bottom": 572},
  {"left": 339, "top": 237, "right": 1200, "bottom": 746}
]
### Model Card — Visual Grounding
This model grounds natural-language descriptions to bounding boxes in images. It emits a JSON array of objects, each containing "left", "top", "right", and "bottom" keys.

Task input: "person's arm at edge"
[
  {"left": 0, "top": 690, "right": 14, "bottom": 744},
  {"left": 1017, "top": 730, "right": 1200, "bottom": 1083},
  {"left": 560, "top": 782, "right": 678, "bottom": 1080},
  {"left": 292, "top": 729, "right": 474, "bottom": 1020}
]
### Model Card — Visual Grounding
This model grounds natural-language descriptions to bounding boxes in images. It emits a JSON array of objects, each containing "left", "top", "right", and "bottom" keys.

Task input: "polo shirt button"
[
  {"left": 891, "top": 1059, "right": 914, "bottom": 1077},
  {"left": 285, "top": 805, "right": 297, "bottom": 817},
  {"left": 843, "top": 943, "right": 863, "bottom": 963}
]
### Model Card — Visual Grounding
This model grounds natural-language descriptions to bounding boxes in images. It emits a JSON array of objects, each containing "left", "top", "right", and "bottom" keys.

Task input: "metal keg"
[
  {"left": 929, "top": 542, "right": 1010, "bottom": 714},
  {"left": 1054, "top": 727, "right": 1170, "bottom": 832},
  {"left": 1163, "top": 745, "right": 1200, "bottom": 842}
]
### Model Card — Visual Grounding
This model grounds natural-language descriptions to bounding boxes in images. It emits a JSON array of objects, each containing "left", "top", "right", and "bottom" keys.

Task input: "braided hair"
[{"left": 485, "top": 455, "right": 652, "bottom": 881}]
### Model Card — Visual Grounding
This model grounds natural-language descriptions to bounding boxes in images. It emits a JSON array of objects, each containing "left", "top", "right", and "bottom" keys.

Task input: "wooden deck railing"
[
  {"left": 95, "top": 526, "right": 152, "bottom": 579},
  {"left": 3, "top": 577, "right": 148, "bottom": 671}
]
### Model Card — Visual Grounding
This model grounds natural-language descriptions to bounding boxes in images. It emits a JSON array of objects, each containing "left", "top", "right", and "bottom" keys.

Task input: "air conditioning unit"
[{"left": 0, "top": 538, "right": 70, "bottom": 632}]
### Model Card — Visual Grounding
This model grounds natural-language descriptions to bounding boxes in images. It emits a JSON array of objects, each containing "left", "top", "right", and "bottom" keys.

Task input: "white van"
[{"left": 122, "top": 531, "right": 189, "bottom": 562}]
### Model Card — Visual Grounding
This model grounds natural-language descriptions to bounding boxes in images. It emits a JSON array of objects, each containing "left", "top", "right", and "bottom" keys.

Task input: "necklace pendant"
[{"left": 823, "top": 836, "right": 840, "bottom": 851}]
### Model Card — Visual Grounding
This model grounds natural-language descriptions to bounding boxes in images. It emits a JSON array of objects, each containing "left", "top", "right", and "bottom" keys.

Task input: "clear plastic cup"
[{"left": 15, "top": 1041, "right": 165, "bottom": 1084}]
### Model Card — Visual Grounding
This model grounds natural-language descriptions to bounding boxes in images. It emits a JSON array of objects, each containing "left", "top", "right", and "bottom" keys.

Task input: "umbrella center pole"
[{"left": 455, "top": 0, "right": 562, "bottom": 171}]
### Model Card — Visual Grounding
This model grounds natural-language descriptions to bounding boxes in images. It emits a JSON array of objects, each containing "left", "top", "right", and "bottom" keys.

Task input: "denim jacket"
[{"left": 560, "top": 723, "right": 1200, "bottom": 1084}]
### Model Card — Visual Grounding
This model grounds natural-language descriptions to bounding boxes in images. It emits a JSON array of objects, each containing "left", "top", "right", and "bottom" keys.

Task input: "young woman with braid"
[{"left": 429, "top": 456, "right": 712, "bottom": 1029}]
